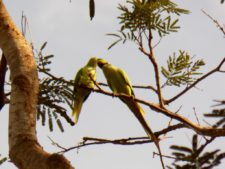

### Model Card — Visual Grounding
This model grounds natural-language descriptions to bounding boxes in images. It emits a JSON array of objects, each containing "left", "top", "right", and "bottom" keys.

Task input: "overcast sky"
[{"left": 0, "top": 0, "right": 225, "bottom": 169}]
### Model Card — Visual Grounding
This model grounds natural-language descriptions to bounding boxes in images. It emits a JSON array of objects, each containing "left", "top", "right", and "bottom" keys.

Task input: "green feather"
[
  {"left": 72, "top": 57, "right": 97, "bottom": 124},
  {"left": 97, "top": 58, "right": 146, "bottom": 117}
]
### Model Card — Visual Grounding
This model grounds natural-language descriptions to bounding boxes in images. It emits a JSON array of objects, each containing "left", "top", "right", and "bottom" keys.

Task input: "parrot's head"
[
  {"left": 97, "top": 58, "right": 108, "bottom": 68},
  {"left": 87, "top": 57, "right": 97, "bottom": 67}
]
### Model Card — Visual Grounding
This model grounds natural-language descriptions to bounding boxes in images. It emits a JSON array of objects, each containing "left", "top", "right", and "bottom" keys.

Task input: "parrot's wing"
[
  {"left": 117, "top": 68, "right": 135, "bottom": 96},
  {"left": 74, "top": 67, "right": 94, "bottom": 102},
  {"left": 72, "top": 68, "right": 83, "bottom": 104},
  {"left": 82, "top": 89, "right": 91, "bottom": 102},
  {"left": 72, "top": 57, "right": 97, "bottom": 124},
  {"left": 105, "top": 76, "right": 114, "bottom": 92},
  {"left": 74, "top": 68, "right": 84, "bottom": 88},
  {"left": 101, "top": 64, "right": 117, "bottom": 92}
]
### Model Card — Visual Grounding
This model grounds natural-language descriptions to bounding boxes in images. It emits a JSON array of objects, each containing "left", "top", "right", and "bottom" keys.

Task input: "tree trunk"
[{"left": 0, "top": 1, "right": 74, "bottom": 169}]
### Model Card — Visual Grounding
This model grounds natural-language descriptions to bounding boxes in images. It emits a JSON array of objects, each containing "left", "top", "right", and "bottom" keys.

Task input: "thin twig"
[
  {"left": 48, "top": 136, "right": 67, "bottom": 151},
  {"left": 88, "top": 73, "right": 102, "bottom": 90},
  {"left": 98, "top": 82, "right": 158, "bottom": 93},
  {"left": 153, "top": 37, "right": 162, "bottom": 49},
  {"left": 164, "top": 106, "right": 182, "bottom": 136},
  {"left": 153, "top": 152, "right": 178, "bottom": 160},
  {"left": 202, "top": 9, "right": 225, "bottom": 35},
  {"left": 21, "top": 12, "right": 34, "bottom": 49},
  {"left": 193, "top": 107, "right": 201, "bottom": 126},
  {"left": 148, "top": 30, "right": 164, "bottom": 108}
]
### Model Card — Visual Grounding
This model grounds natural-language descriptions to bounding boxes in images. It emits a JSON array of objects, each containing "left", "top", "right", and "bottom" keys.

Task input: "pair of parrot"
[
  {"left": 72, "top": 57, "right": 154, "bottom": 141},
  {"left": 72, "top": 57, "right": 164, "bottom": 168}
]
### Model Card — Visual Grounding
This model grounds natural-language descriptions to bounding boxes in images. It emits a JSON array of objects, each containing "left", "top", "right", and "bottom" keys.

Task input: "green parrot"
[
  {"left": 97, "top": 58, "right": 165, "bottom": 168},
  {"left": 97, "top": 58, "right": 155, "bottom": 137},
  {"left": 72, "top": 57, "right": 97, "bottom": 124}
]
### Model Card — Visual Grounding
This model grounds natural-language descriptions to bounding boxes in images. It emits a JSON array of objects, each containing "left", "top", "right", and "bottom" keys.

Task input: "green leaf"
[
  {"left": 48, "top": 109, "right": 53, "bottom": 132},
  {"left": 0, "top": 156, "right": 7, "bottom": 165},
  {"left": 40, "top": 41, "right": 47, "bottom": 50},
  {"left": 162, "top": 50, "right": 205, "bottom": 87},
  {"left": 108, "top": 39, "right": 122, "bottom": 50},
  {"left": 192, "top": 134, "right": 198, "bottom": 153},
  {"left": 44, "top": 55, "right": 54, "bottom": 60},
  {"left": 106, "top": 33, "right": 121, "bottom": 38},
  {"left": 170, "top": 145, "right": 193, "bottom": 154},
  {"left": 168, "top": 134, "right": 225, "bottom": 169},
  {"left": 57, "top": 119, "right": 64, "bottom": 132},
  {"left": 170, "top": 19, "right": 179, "bottom": 28}
]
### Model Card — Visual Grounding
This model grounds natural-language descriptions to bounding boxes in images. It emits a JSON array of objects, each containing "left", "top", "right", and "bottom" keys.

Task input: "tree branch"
[
  {"left": 147, "top": 30, "right": 164, "bottom": 108},
  {"left": 0, "top": 1, "right": 74, "bottom": 168},
  {"left": 98, "top": 82, "right": 158, "bottom": 94},
  {"left": 55, "top": 123, "right": 185, "bottom": 153},
  {"left": 91, "top": 86, "right": 225, "bottom": 137}
]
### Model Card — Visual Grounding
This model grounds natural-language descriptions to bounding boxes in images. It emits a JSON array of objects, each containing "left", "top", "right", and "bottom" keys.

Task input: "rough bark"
[{"left": 0, "top": 1, "right": 74, "bottom": 169}]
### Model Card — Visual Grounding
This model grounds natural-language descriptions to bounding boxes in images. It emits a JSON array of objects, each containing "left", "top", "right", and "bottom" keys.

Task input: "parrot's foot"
[
  {"left": 111, "top": 93, "right": 116, "bottom": 98},
  {"left": 129, "top": 95, "right": 134, "bottom": 100}
]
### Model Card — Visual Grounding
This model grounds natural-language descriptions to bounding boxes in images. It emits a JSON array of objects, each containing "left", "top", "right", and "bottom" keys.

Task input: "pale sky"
[{"left": 0, "top": 0, "right": 225, "bottom": 169}]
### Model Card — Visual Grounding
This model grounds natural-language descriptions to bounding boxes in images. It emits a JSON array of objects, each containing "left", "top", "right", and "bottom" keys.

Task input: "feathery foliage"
[
  {"left": 168, "top": 134, "right": 225, "bottom": 169},
  {"left": 161, "top": 50, "right": 205, "bottom": 87},
  {"left": 0, "top": 154, "right": 7, "bottom": 165},
  {"left": 36, "top": 42, "right": 75, "bottom": 132},
  {"left": 204, "top": 109, "right": 225, "bottom": 128},
  {"left": 108, "top": 0, "right": 189, "bottom": 49}
]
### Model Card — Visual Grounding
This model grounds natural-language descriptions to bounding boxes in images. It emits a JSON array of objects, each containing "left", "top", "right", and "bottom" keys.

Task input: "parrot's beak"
[{"left": 97, "top": 58, "right": 107, "bottom": 68}]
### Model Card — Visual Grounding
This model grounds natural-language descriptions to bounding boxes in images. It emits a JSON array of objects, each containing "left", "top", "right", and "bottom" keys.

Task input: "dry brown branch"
[
  {"left": 98, "top": 82, "right": 158, "bottom": 93},
  {"left": 147, "top": 30, "right": 164, "bottom": 107},
  {"left": 55, "top": 123, "right": 185, "bottom": 154}
]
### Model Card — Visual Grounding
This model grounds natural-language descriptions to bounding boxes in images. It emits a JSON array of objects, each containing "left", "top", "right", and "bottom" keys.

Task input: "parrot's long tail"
[
  {"left": 122, "top": 98, "right": 154, "bottom": 138},
  {"left": 123, "top": 98, "right": 166, "bottom": 169},
  {"left": 124, "top": 99, "right": 154, "bottom": 138},
  {"left": 122, "top": 98, "right": 145, "bottom": 116},
  {"left": 72, "top": 99, "right": 83, "bottom": 124}
]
